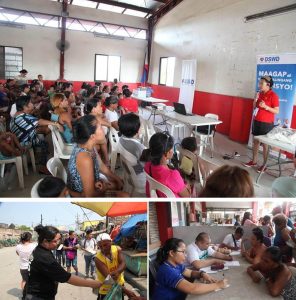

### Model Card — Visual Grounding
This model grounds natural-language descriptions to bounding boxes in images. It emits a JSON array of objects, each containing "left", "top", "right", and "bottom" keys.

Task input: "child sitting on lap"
[{"left": 0, "top": 131, "right": 25, "bottom": 158}]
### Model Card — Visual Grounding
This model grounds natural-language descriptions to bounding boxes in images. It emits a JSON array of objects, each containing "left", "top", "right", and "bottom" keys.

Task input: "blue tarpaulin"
[{"left": 114, "top": 213, "right": 147, "bottom": 244}]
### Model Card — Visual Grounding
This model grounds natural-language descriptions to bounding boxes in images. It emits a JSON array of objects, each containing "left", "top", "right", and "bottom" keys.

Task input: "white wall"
[
  {"left": 0, "top": 0, "right": 147, "bottom": 82},
  {"left": 149, "top": 0, "right": 296, "bottom": 99},
  {"left": 0, "top": 24, "right": 147, "bottom": 81}
]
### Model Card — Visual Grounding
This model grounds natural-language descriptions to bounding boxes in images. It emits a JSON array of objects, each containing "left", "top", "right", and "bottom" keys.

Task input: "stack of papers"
[{"left": 224, "top": 261, "right": 240, "bottom": 267}]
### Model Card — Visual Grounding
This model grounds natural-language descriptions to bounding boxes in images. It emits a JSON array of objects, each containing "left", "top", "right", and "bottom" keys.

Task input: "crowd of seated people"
[
  {"left": 1, "top": 69, "right": 286, "bottom": 198},
  {"left": 152, "top": 211, "right": 296, "bottom": 300}
]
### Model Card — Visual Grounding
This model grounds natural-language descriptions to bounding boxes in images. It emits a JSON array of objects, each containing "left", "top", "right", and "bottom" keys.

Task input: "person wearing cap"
[
  {"left": 243, "top": 75, "right": 279, "bottom": 173},
  {"left": 14, "top": 69, "right": 28, "bottom": 86},
  {"left": 94, "top": 233, "right": 126, "bottom": 299}
]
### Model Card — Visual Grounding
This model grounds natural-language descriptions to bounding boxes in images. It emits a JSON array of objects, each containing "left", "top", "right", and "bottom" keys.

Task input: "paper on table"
[
  {"left": 200, "top": 266, "right": 217, "bottom": 274},
  {"left": 231, "top": 251, "right": 241, "bottom": 256},
  {"left": 224, "top": 261, "right": 240, "bottom": 267}
]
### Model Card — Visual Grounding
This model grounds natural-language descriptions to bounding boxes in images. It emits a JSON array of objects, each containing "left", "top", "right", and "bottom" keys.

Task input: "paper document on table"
[
  {"left": 224, "top": 261, "right": 240, "bottom": 267},
  {"left": 231, "top": 251, "right": 241, "bottom": 256},
  {"left": 200, "top": 266, "right": 217, "bottom": 274}
]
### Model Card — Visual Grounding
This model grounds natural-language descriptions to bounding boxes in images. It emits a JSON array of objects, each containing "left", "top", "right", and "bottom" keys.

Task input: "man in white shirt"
[
  {"left": 186, "top": 232, "right": 233, "bottom": 269},
  {"left": 104, "top": 96, "right": 119, "bottom": 130},
  {"left": 81, "top": 229, "right": 97, "bottom": 279},
  {"left": 220, "top": 227, "right": 244, "bottom": 250},
  {"left": 14, "top": 69, "right": 28, "bottom": 86}
]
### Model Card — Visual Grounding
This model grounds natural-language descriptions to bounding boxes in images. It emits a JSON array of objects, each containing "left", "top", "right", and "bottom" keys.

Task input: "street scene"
[{"left": 0, "top": 202, "right": 147, "bottom": 300}]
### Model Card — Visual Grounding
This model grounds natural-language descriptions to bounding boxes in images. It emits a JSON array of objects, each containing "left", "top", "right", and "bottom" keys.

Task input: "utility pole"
[
  {"left": 40, "top": 214, "right": 43, "bottom": 225},
  {"left": 75, "top": 213, "right": 80, "bottom": 231}
]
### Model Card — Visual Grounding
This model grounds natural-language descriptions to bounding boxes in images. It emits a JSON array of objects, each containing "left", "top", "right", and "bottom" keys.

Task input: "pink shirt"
[
  {"left": 243, "top": 219, "right": 257, "bottom": 226},
  {"left": 144, "top": 162, "right": 186, "bottom": 197}
]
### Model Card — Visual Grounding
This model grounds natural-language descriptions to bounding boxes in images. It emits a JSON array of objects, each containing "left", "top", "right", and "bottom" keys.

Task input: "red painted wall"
[
  {"left": 0, "top": 79, "right": 140, "bottom": 93},
  {"left": 155, "top": 202, "right": 173, "bottom": 245}
]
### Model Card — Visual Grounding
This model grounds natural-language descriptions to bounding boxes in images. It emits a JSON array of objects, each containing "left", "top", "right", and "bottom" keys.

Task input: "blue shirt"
[{"left": 153, "top": 262, "right": 186, "bottom": 300}]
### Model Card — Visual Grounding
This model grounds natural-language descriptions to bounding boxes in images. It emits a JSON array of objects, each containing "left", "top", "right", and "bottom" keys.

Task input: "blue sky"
[{"left": 0, "top": 202, "right": 104, "bottom": 228}]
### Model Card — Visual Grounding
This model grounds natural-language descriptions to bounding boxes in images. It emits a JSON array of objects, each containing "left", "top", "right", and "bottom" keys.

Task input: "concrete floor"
[
  {"left": 0, "top": 246, "right": 145, "bottom": 300},
  {"left": 1, "top": 109, "right": 295, "bottom": 198}
]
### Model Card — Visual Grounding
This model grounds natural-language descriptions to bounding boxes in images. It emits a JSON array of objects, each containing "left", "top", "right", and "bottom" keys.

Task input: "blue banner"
[{"left": 256, "top": 54, "right": 296, "bottom": 128}]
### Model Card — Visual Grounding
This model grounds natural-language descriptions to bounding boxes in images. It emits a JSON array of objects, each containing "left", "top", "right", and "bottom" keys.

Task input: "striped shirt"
[{"left": 10, "top": 113, "right": 39, "bottom": 146}]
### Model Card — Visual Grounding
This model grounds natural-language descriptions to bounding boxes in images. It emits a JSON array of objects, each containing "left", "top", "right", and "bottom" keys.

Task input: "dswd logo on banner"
[{"left": 248, "top": 53, "right": 296, "bottom": 148}]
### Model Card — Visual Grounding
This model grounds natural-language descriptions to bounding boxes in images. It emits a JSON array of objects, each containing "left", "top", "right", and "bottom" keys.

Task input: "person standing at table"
[
  {"left": 23, "top": 225, "right": 102, "bottom": 300},
  {"left": 153, "top": 238, "right": 228, "bottom": 300},
  {"left": 243, "top": 75, "right": 279, "bottom": 173},
  {"left": 186, "top": 232, "right": 233, "bottom": 270},
  {"left": 247, "top": 246, "right": 296, "bottom": 300}
]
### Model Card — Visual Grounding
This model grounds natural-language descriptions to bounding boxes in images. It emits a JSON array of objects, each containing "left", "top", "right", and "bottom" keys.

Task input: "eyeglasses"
[{"left": 163, "top": 131, "right": 171, "bottom": 154}]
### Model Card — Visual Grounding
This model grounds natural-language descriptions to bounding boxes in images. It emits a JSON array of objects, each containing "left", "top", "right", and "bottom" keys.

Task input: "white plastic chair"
[
  {"left": 30, "top": 178, "right": 43, "bottom": 197},
  {"left": 140, "top": 117, "right": 156, "bottom": 148},
  {"left": 118, "top": 144, "right": 145, "bottom": 196},
  {"left": 0, "top": 156, "right": 24, "bottom": 188},
  {"left": 108, "top": 127, "right": 120, "bottom": 172},
  {"left": 22, "top": 147, "right": 37, "bottom": 175},
  {"left": 177, "top": 146, "right": 200, "bottom": 182},
  {"left": 197, "top": 156, "right": 220, "bottom": 188},
  {"left": 46, "top": 157, "right": 67, "bottom": 183},
  {"left": 144, "top": 171, "right": 176, "bottom": 198},
  {"left": 272, "top": 177, "right": 296, "bottom": 198},
  {"left": 48, "top": 125, "right": 73, "bottom": 160},
  {"left": 193, "top": 113, "right": 219, "bottom": 157}
]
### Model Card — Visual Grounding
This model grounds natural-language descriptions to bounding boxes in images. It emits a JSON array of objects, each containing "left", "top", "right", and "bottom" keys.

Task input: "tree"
[
  {"left": 8, "top": 223, "right": 15, "bottom": 229},
  {"left": 17, "top": 225, "right": 32, "bottom": 231}
]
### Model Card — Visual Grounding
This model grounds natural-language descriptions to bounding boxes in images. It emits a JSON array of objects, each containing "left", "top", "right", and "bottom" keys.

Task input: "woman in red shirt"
[
  {"left": 243, "top": 76, "right": 279, "bottom": 173},
  {"left": 118, "top": 89, "right": 138, "bottom": 114}
]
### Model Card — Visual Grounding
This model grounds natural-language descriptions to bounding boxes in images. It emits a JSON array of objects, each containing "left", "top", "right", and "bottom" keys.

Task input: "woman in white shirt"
[
  {"left": 104, "top": 96, "right": 119, "bottom": 130},
  {"left": 15, "top": 232, "right": 37, "bottom": 290}
]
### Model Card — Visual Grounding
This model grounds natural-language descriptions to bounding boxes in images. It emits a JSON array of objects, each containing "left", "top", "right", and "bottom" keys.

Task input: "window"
[
  {"left": 159, "top": 57, "right": 175, "bottom": 86},
  {"left": 95, "top": 54, "right": 121, "bottom": 82},
  {"left": 0, "top": 46, "right": 23, "bottom": 79}
]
